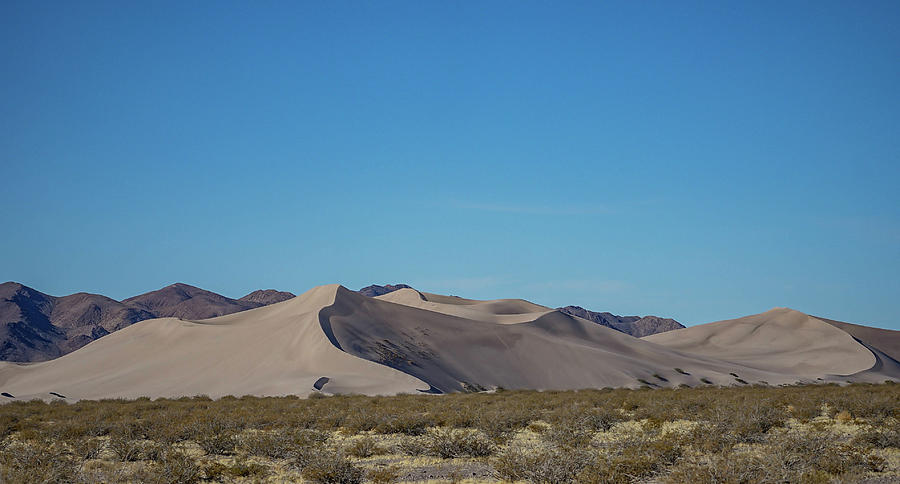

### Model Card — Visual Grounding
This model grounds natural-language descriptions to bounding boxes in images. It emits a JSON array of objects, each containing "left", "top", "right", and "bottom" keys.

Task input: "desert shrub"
[
  {"left": 493, "top": 441, "right": 593, "bottom": 483},
  {"left": 373, "top": 413, "right": 433, "bottom": 435},
  {"left": 191, "top": 419, "right": 238, "bottom": 455},
  {"left": 68, "top": 437, "right": 105, "bottom": 461},
  {"left": 474, "top": 410, "right": 533, "bottom": 443},
  {"left": 0, "top": 382, "right": 896, "bottom": 483},
  {"left": 396, "top": 435, "right": 428, "bottom": 456},
  {"left": 426, "top": 427, "right": 495, "bottom": 458},
  {"left": 345, "top": 434, "right": 383, "bottom": 458},
  {"left": 855, "top": 424, "right": 900, "bottom": 449},
  {"left": 770, "top": 431, "right": 884, "bottom": 476},
  {"left": 143, "top": 449, "right": 203, "bottom": 484},
  {"left": 300, "top": 451, "right": 364, "bottom": 484},
  {"left": 108, "top": 434, "right": 157, "bottom": 462},
  {"left": 0, "top": 414, "right": 22, "bottom": 440},
  {"left": 204, "top": 458, "right": 268, "bottom": 480},
  {"left": 542, "top": 421, "right": 594, "bottom": 449},
  {"left": 700, "top": 401, "right": 787, "bottom": 445},
  {"left": 239, "top": 428, "right": 328, "bottom": 459},
  {"left": 671, "top": 429, "right": 891, "bottom": 483},
  {"left": 368, "top": 464, "right": 401, "bottom": 484},
  {"left": 0, "top": 442, "right": 77, "bottom": 484},
  {"left": 665, "top": 451, "right": 786, "bottom": 483},
  {"left": 579, "top": 432, "right": 684, "bottom": 484}
]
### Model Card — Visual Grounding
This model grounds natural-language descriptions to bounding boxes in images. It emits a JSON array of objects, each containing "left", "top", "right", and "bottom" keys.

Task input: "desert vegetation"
[{"left": 0, "top": 383, "right": 898, "bottom": 483}]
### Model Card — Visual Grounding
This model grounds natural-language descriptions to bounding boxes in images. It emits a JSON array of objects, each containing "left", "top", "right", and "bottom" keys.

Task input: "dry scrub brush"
[{"left": 0, "top": 383, "right": 896, "bottom": 482}]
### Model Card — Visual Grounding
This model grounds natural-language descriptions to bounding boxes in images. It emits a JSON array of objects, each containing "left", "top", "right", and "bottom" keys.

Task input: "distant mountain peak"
[
  {"left": 239, "top": 289, "right": 295, "bottom": 305},
  {"left": 557, "top": 305, "right": 684, "bottom": 337},
  {"left": 358, "top": 284, "right": 413, "bottom": 298}
]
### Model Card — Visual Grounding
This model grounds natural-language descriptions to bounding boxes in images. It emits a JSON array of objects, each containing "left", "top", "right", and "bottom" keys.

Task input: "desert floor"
[{"left": 2, "top": 383, "right": 899, "bottom": 483}]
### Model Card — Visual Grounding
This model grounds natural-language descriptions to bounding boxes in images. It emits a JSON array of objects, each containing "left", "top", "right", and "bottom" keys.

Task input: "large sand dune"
[
  {"left": 1, "top": 287, "right": 897, "bottom": 401},
  {"left": 644, "top": 308, "right": 899, "bottom": 380},
  {"left": 0, "top": 285, "right": 427, "bottom": 401},
  {"left": 334, "top": 287, "right": 802, "bottom": 391}
]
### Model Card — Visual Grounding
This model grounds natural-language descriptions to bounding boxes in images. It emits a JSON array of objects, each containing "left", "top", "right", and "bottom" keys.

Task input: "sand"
[
  {"left": 1, "top": 287, "right": 897, "bottom": 401},
  {"left": 0, "top": 285, "right": 427, "bottom": 401},
  {"left": 644, "top": 308, "right": 898, "bottom": 380}
]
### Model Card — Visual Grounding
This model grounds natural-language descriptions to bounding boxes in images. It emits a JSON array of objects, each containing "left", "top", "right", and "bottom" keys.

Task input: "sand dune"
[
  {"left": 0, "top": 285, "right": 426, "bottom": 401},
  {"left": 643, "top": 308, "right": 896, "bottom": 379},
  {"left": 1, "top": 287, "right": 896, "bottom": 401},
  {"left": 375, "top": 288, "right": 553, "bottom": 324},
  {"left": 330, "top": 287, "right": 804, "bottom": 392}
]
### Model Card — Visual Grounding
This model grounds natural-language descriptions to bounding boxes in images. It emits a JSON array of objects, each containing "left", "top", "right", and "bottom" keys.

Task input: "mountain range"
[
  {"left": 0, "top": 282, "right": 682, "bottom": 362},
  {"left": 0, "top": 284, "right": 896, "bottom": 401},
  {"left": 0, "top": 282, "right": 295, "bottom": 362}
]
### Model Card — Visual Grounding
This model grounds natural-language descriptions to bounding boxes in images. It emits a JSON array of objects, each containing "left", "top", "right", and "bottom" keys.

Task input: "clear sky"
[{"left": 2, "top": 1, "right": 899, "bottom": 329}]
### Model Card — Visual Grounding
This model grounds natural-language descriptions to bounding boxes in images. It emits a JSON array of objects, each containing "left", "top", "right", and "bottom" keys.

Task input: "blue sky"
[{"left": 2, "top": 1, "right": 899, "bottom": 329}]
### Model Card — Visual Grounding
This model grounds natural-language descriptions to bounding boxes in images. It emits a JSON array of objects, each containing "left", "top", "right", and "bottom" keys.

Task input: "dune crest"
[{"left": 376, "top": 288, "right": 553, "bottom": 324}]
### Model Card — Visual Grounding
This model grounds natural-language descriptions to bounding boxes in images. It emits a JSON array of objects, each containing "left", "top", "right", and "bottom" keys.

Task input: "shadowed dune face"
[{"left": 326, "top": 288, "right": 805, "bottom": 393}]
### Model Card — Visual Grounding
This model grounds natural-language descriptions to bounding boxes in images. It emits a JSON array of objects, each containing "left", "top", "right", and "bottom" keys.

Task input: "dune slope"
[
  {"left": 328, "top": 287, "right": 797, "bottom": 392},
  {"left": 644, "top": 308, "right": 899, "bottom": 381},
  {"left": 0, "top": 285, "right": 427, "bottom": 401}
]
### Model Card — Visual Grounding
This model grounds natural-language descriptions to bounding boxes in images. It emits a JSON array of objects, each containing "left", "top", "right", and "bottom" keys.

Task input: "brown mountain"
[
  {"left": 358, "top": 284, "right": 413, "bottom": 297},
  {"left": 556, "top": 306, "right": 684, "bottom": 337},
  {"left": 239, "top": 289, "right": 295, "bottom": 306},
  {"left": 122, "top": 283, "right": 261, "bottom": 320},
  {"left": 0, "top": 282, "right": 295, "bottom": 362}
]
